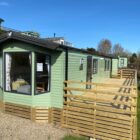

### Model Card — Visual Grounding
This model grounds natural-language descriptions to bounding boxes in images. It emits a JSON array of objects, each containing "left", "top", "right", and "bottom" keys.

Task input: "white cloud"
[{"left": 0, "top": 2, "right": 9, "bottom": 6}]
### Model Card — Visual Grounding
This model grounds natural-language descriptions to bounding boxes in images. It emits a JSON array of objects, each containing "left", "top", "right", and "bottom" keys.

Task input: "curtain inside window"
[
  {"left": 45, "top": 56, "right": 50, "bottom": 91},
  {"left": 5, "top": 53, "right": 12, "bottom": 91}
]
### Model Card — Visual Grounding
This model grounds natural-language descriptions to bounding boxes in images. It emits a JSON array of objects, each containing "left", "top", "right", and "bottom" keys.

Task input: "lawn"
[{"left": 137, "top": 86, "right": 140, "bottom": 140}]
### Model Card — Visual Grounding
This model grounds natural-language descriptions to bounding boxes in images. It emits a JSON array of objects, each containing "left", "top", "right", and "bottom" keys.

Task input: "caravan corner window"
[
  {"left": 35, "top": 53, "right": 51, "bottom": 94},
  {"left": 4, "top": 52, "right": 31, "bottom": 95}
]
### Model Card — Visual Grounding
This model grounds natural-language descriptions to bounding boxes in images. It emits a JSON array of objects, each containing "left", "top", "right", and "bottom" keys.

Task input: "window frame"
[
  {"left": 4, "top": 51, "right": 32, "bottom": 95},
  {"left": 93, "top": 59, "right": 98, "bottom": 74},
  {"left": 120, "top": 58, "right": 124, "bottom": 67},
  {"left": 34, "top": 52, "right": 51, "bottom": 95},
  {"left": 104, "top": 59, "right": 110, "bottom": 71}
]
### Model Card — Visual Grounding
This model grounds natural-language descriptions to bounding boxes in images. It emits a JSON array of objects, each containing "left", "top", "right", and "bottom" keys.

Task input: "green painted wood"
[
  {"left": 68, "top": 52, "right": 87, "bottom": 82},
  {"left": 112, "top": 59, "right": 118, "bottom": 76},
  {"left": 0, "top": 53, "right": 3, "bottom": 100},
  {"left": 67, "top": 52, "right": 88, "bottom": 92},
  {"left": 92, "top": 56, "right": 111, "bottom": 83},
  {"left": 3, "top": 92, "right": 32, "bottom": 106},
  {"left": 50, "top": 51, "right": 65, "bottom": 108},
  {"left": 118, "top": 57, "right": 128, "bottom": 68}
]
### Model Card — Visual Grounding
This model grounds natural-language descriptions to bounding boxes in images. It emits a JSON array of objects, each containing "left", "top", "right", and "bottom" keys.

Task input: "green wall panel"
[
  {"left": 92, "top": 56, "right": 111, "bottom": 83},
  {"left": 0, "top": 53, "right": 3, "bottom": 100},
  {"left": 50, "top": 52, "right": 65, "bottom": 108},
  {"left": 118, "top": 57, "right": 128, "bottom": 68},
  {"left": 112, "top": 59, "right": 118, "bottom": 76},
  {"left": 67, "top": 52, "right": 88, "bottom": 92},
  {"left": 2, "top": 41, "right": 65, "bottom": 108},
  {"left": 4, "top": 92, "right": 32, "bottom": 106},
  {"left": 68, "top": 52, "right": 87, "bottom": 82}
]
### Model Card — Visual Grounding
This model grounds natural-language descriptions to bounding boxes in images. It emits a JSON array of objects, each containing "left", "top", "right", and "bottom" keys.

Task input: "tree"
[
  {"left": 129, "top": 53, "right": 137, "bottom": 63},
  {"left": 97, "top": 39, "right": 112, "bottom": 54},
  {"left": 0, "top": 29, "right": 5, "bottom": 35},
  {"left": 136, "top": 51, "right": 140, "bottom": 78},
  {"left": 112, "top": 43, "right": 124, "bottom": 56},
  {"left": 87, "top": 47, "right": 99, "bottom": 55}
]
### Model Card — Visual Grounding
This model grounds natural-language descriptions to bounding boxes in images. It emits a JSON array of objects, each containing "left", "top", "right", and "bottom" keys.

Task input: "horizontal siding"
[
  {"left": 68, "top": 52, "right": 87, "bottom": 82},
  {"left": 32, "top": 93, "right": 51, "bottom": 107},
  {"left": 92, "top": 56, "right": 111, "bottom": 83},
  {"left": 112, "top": 59, "right": 118, "bottom": 76},
  {"left": 50, "top": 52, "right": 65, "bottom": 108},
  {"left": 4, "top": 92, "right": 32, "bottom": 106}
]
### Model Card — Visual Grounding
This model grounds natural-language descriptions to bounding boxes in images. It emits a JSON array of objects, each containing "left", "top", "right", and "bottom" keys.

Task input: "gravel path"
[{"left": 0, "top": 112, "right": 69, "bottom": 140}]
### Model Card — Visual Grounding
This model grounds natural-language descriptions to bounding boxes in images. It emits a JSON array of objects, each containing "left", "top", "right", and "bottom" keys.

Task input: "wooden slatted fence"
[
  {"left": 61, "top": 76, "right": 137, "bottom": 140},
  {"left": 118, "top": 69, "right": 137, "bottom": 79}
]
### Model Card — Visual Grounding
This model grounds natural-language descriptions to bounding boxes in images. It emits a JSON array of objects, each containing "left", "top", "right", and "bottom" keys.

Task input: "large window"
[
  {"left": 5, "top": 52, "right": 31, "bottom": 94},
  {"left": 93, "top": 59, "right": 98, "bottom": 74},
  {"left": 35, "top": 53, "right": 51, "bottom": 94}
]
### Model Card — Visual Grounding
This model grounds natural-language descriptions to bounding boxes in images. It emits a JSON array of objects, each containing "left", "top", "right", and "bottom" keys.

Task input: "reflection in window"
[
  {"left": 5, "top": 52, "right": 31, "bottom": 94},
  {"left": 35, "top": 53, "right": 50, "bottom": 94},
  {"left": 104, "top": 59, "right": 110, "bottom": 71},
  {"left": 120, "top": 59, "right": 124, "bottom": 67},
  {"left": 93, "top": 59, "right": 98, "bottom": 74}
]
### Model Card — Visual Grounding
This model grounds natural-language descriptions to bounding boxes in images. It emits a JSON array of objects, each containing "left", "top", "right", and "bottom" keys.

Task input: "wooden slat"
[
  {"left": 64, "top": 101, "right": 135, "bottom": 115},
  {"left": 64, "top": 94, "right": 136, "bottom": 107},
  {"left": 64, "top": 80, "right": 134, "bottom": 87},
  {"left": 4, "top": 102, "right": 31, "bottom": 119},
  {"left": 63, "top": 108, "right": 132, "bottom": 126},
  {"left": 64, "top": 87, "right": 137, "bottom": 97},
  {"left": 34, "top": 107, "right": 49, "bottom": 122},
  {"left": 63, "top": 106, "right": 131, "bottom": 121},
  {"left": 62, "top": 75, "right": 137, "bottom": 139}
]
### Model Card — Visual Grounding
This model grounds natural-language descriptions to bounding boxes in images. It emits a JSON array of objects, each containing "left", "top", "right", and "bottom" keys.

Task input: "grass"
[
  {"left": 137, "top": 85, "right": 140, "bottom": 140},
  {"left": 62, "top": 135, "right": 88, "bottom": 140}
]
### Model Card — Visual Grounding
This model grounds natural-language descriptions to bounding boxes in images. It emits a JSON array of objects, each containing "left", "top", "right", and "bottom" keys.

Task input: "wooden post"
[
  {"left": 93, "top": 88, "right": 97, "bottom": 139},
  {"left": 120, "top": 69, "right": 123, "bottom": 79},
  {"left": 131, "top": 85, "right": 137, "bottom": 140},
  {"left": 61, "top": 108, "right": 64, "bottom": 128},
  {"left": 48, "top": 108, "right": 52, "bottom": 123},
  {"left": 0, "top": 101, "right": 4, "bottom": 112},
  {"left": 31, "top": 108, "right": 36, "bottom": 122}
]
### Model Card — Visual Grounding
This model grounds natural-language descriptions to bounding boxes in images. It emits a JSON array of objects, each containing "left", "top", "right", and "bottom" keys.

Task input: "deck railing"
[
  {"left": 62, "top": 79, "right": 137, "bottom": 140},
  {"left": 50, "top": 73, "right": 138, "bottom": 140},
  {"left": 118, "top": 68, "right": 137, "bottom": 80}
]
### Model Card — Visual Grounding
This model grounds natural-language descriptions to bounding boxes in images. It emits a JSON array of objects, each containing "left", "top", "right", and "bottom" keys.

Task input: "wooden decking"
[{"left": 82, "top": 78, "right": 137, "bottom": 111}]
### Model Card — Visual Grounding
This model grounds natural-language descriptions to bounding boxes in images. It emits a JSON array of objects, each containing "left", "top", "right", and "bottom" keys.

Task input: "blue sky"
[{"left": 0, "top": 0, "right": 140, "bottom": 53}]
